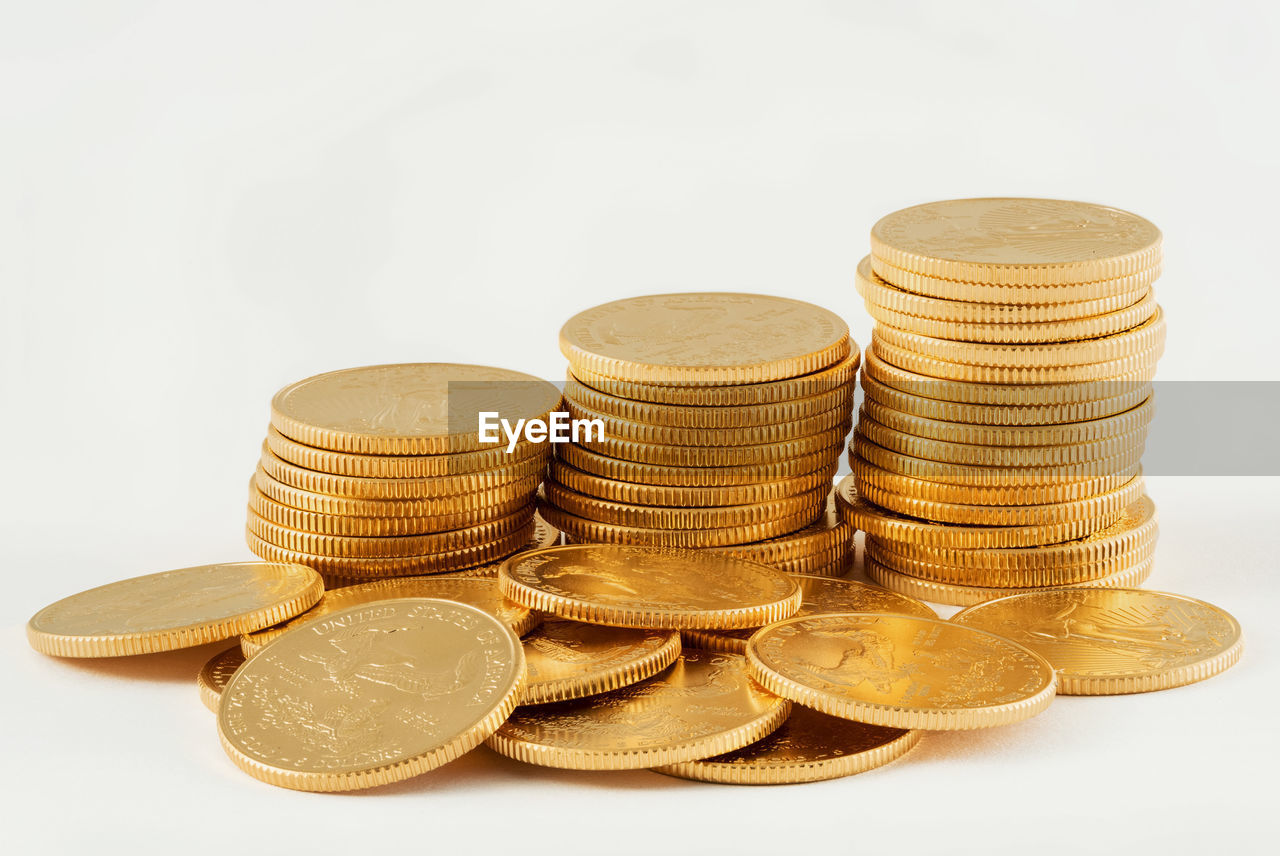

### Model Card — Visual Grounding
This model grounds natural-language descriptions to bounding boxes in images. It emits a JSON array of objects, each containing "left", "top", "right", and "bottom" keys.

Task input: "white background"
[{"left": 3, "top": 2, "right": 1276, "bottom": 853}]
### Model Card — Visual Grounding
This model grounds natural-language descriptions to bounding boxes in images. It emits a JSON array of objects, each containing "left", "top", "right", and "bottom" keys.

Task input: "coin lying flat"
[
  {"left": 653, "top": 706, "right": 920, "bottom": 785},
  {"left": 27, "top": 562, "right": 324, "bottom": 658},
  {"left": 564, "top": 376, "right": 852, "bottom": 428},
  {"left": 197, "top": 646, "right": 246, "bottom": 713},
  {"left": 218, "top": 598, "right": 525, "bottom": 791},
  {"left": 562, "top": 400, "right": 851, "bottom": 447},
  {"left": 265, "top": 425, "right": 547, "bottom": 478},
  {"left": 548, "top": 458, "right": 837, "bottom": 508},
  {"left": 560, "top": 293, "right": 850, "bottom": 385},
  {"left": 521, "top": 619, "right": 682, "bottom": 704},
  {"left": 746, "top": 613, "right": 1057, "bottom": 730},
  {"left": 252, "top": 467, "right": 541, "bottom": 519},
  {"left": 869, "top": 198, "right": 1162, "bottom": 286},
  {"left": 240, "top": 576, "right": 538, "bottom": 656},
  {"left": 557, "top": 442, "right": 842, "bottom": 488},
  {"left": 499, "top": 544, "right": 801, "bottom": 630},
  {"left": 851, "top": 454, "right": 1134, "bottom": 507},
  {"left": 951, "top": 589, "right": 1243, "bottom": 695},
  {"left": 872, "top": 337, "right": 1162, "bottom": 385},
  {"left": 486, "top": 649, "right": 790, "bottom": 769},
  {"left": 683, "top": 574, "right": 936, "bottom": 655},
  {"left": 246, "top": 506, "right": 534, "bottom": 558},
  {"left": 544, "top": 479, "right": 829, "bottom": 530},
  {"left": 270, "top": 363, "right": 562, "bottom": 455},
  {"left": 536, "top": 500, "right": 824, "bottom": 549}
]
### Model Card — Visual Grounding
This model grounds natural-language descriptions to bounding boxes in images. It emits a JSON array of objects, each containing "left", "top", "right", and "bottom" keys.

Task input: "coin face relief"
[{"left": 218, "top": 598, "right": 525, "bottom": 791}]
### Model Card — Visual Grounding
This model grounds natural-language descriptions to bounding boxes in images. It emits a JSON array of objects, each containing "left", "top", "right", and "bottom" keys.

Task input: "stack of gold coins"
[
  {"left": 245, "top": 363, "right": 563, "bottom": 585},
  {"left": 541, "top": 293, "right": 859, "bottom": 575},
  {"left": 843, "top": 199, "right": 1164, "bottom": 606}
]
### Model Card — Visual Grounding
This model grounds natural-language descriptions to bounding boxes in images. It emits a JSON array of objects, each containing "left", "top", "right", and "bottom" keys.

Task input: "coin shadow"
[
  {"left": 905, "top": 708, "right": 1062, "bottom": 764},
  {"left": 38, "top": 639, "right": 235, "bottom": 685}
]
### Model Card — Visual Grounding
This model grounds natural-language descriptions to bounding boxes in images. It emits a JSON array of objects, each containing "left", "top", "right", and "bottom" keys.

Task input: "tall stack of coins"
[
  {"left": 843, "top": 199, "right": 1165, "bottom": 606},
  {"left": 541, "top": 293, "right": 859, "bottom": 575},
  {"left": 245, "top": 363, "right": 563, "bottom": 584}
]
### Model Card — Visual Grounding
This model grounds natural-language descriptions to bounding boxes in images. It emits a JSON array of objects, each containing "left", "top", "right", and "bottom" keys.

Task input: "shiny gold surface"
[
  {"left": 521, "top": 619, "right": 682, "bottom": 704},
  {"left": 218, "top": 598, "right": 525, "bottom": 791},
  {"left": 548, "top": 458, "right": 837, "bottom": 508},
  {"left": 537, "top": 499, "right": 824, "bottom": 549},
  {"left": 747, "top": 613, "right": 1057, "bottom": 730},
  {"left": 265, "top": 425, "right": 546, "bottom": 477},
  {"left": 486, "top": 649, "right": 789, "bottom": 769},
  {"left": 564, "top": 376, "right": 852, "bottom": 428},
  {"left": 654, "top": 706, "right": 920, "bottom": 785},
  {"left": 499, "top": 544, "right": 800, "bottom": 629},
  {"left": 246, "top": 506, "right": 533, "bottom": 558},
  {"left": 270, "top": 363, "right": 562, "bottom": 455},
  {"left": 871, "top": 336, "right": 1162, "bottom": 385},
  {"left": 197, "top": 646, "right": 246, "bottom": 713},
  {"left": 951, "top": 589, "right": 1243, "bottom": 695},
  {"left": 557, "top": 442, "right": 841, "bottom": 488},
  {"left": 240, "top": 576, "right": 537, "bottom": 655},
  {"left": 577, "top": 424, "right": 850, "bottom": 468},
  {"left": 543, "top": 480, "right": 829, "bottom": 530},
  {"left": 27, "top": 562, "right": 323, "bottom": 658},
  {"left": 563, "top": 399, "right": 852, "bottom": 446},
  {"left": 560, "top": 293, "right": 850, "bottom": 385},
  {"left": 252, "top": 467, "right": 540, "bottom": 519}
]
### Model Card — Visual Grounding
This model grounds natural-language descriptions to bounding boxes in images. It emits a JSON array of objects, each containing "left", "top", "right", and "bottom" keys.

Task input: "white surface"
[{"left": 2, "top": 3, "right": 1276, "bottom": 854}]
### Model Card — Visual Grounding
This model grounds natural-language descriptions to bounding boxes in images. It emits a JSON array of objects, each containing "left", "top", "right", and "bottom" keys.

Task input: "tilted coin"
[
  {"left": 245, "top": 506, "right": 534, "bottom": 558},
  {"left": 270, "top": 363, "right": 562, "bottom": 455},
  {"left": 701, "top": 492, "right": 851, "bottom": 565},
  {"left": 568, "top": 347, "right": 859, "bottom": 407},
  {"left": 576, "top": 424, "right": 850, "bottom": 468},
  {"left": 198, "top": 646, "right": 246, "bottom": 712},
  {"left": 537, "top": 499, "right": 823, "bottom": 549},
  {"left": 548, "top": 458, "right": 837, "bottom": 508},
  {"left": 871, "top": 255, "right": 1158, "bottom": 305},
  {"left": 218, "top": 599, "right": 525, "bottom": 791},
  {"left": 866, "top": 537, "right": 1155, "bottom": 588},
  {"left": 557, "top": 442, "right": 842, "bottom": 487},
  {"left": 560, "top": 293, "right": 850, "bottom": 385},
  {"left": 486, "top": 649, "right": 789, "bottom": 769},
  {"left": 543, "top": 480, "right": 829, "bottom": 530},
  {"left": 864, "top": 554, "right": 1154, "bottom": 608},
  {"left": 855, "top": 416, "right": 1148, "bottom": 467},
  {"left": 682, "top": 574, "right": 936, "bottom": 655},
  {"left": 520, "top": 619, "right": 682, "bottom": 704},
  {"left": 863, "top": 294, "right": 1158, "bottom": 345},
  {"left": 869, "top": 198, "right": 1162, "bottom": 286},
  {"left": 951, "top": 588, "right": 1243, "bottom": 695},
  {"left": 27, "top": 562, "right": 323, "bottom": 658},
  {"left": 653, "top": 706, "right": 920, "bottom": 785},
  {"left": 240, "top": 575, "right": 538, "bottom": 656},
  {"left": 851, "top": 453, "right": 1135, "bottom": 506},
  {"left": 562, "top": 399, "right": 851, "bottom": 447},
  {"left": 746, "top": 612, "right": 1057, "bottom": 730},
  {"left": 499, "top": 544, "right": 801, "bottom": 630},
  {"left": 871, "top": 336, "right": 1162, "bottom": 385},
  {"left": 265, "top": 425, "right": 547, "bottom": 478},
  {"left": 252, "top": 467, "right": 541, "bottom": 519}
]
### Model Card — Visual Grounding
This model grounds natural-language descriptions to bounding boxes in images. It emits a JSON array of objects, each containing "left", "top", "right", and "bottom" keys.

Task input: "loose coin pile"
[
  {"left": 847, "top": 199, "right": 1165, "bottom": 605},
  {"left": 544, "top": 293, "right": 858, "bottom": 574},
  {"left": 246, "top": 363, "right": 563, "bottom": 584}
]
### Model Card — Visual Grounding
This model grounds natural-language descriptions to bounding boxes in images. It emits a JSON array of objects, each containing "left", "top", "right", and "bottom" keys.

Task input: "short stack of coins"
[
  {"left": 245, "top": 363, "right": 563, "bottom": 585},
  {"left": 541, "top": 293, "right": 859, "bottom": 575},
  {"left": 843, "top": 198, "right": 1165, "bottom": 606}
]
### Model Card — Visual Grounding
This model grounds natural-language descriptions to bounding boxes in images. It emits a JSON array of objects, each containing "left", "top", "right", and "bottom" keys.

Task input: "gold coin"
[
  {"left": 872, "top": 337, "right": 1163, "bottom": 385},
  {"left": 874, "top": 307, "right": 1166, "bottom": 368},
  {"left": 246, "top": 506, "right": 533, "bottom": 558},
  {"left": 560, "top": 293, "right": 850, "bottom": 385},
  {"left": 499, "top": 544, "right": 801, "bottom": 629},
  {"left": 543, "top": 480, "right": 829, "bottom": 530},
  {"left": 557, "top": 442, "right": 841, "bottom": 488},
  {"left": 871, "top": 255, "right": 1158, "bottom": 305},
  {"left": 876, "top": 496, "right": 1157, "bottom": 571},
  {"left": 563, "top": 399, "right": 852, "bottom": 447},
  {"left": 864, "top": 554, "right": 1154, "bottom": 607},
  {"left": 951, "top": 589, "right": 1243, "bottom": 695},
  {"left": 746, "top": 612, "right": 1057, "bottom": 730},
  {"left": 682, "top": 574, "right": 937, "bottom": 655},
  {"left": 558, "top": 535, "right": 852, "bottom": 577},
  {"left": 548, "top": 458, "right": 836, "bottom": 508},
  {"left": 270, "top": 363, "right": 562, "bottom": 455},
  {"left": 869, "top": 198, "right": 1162, "bottom": 286},
  {"left": 855, "top": 256, "right": 1153, "bottom": 326},
  {"left": 218, "top": 598, "right": 525, "bottom": 791},
  {"left": 834, "top": 476, "right": 1121, "bottom": 549},
  {"left": 265, "top": 425, "right": 546, "bottom": 478},
  {"left": 861, "top": 395, "right": 1155, "bottom": 447},
  {"left": 486, "top": 649, "right": 790, "bottom": 769},
  {"left": 246, "top": 519, "right": 536, "bottom": 578},
  {"left": 428, "top": 513, "right": 562, "bottom": 578},
  {"left": 568, "top": 348, "right": 859, "bottom": 407},
  {"left": 860, "top": 372, "right": 1152, "bottom": 427},
  {"left": 577, "top": 424, "right": 850, "bottom": 469},
  {"left": 537, "top": 499, "right": 822, "bottom": 549},
  {"left": 850, "top": 433, "right": 1142, "bottom": 489},
  {"left": 252, "top": 467, "right": 541, "bottom": 519},
  {"left": 197, "top": 646, "right": 246, "bottom": 713},
  {"left": 854, "top": 472, "right": 1144, "bottom": 527},
  {"left": 863, "top": 349, "right": 1154, "bottom": 408},
  {"left": 259, "top": 446, "right": 546, "bottom": 501},
  {"left": 866, "top": 535, "right": 1155, "bottom": 588},
  {"left": 851, "top": 454, "right": 1135, "bottom": 506},
  {"left": 653, "top": 706, "right": 920, "bottom": 785},
  {"left": 521, "top": 619, "right": 682, "bottom": 704},
  {"left": 855, "top": 417, "right": 1148, "bottom": 468},
  {"left": 27, "top": 562, "right": 324, "bottom": 658},
  {"left": 700, "top": 493, "right": 850, "bottom": 564},
  {"left": 248, "top": 483, "right": 531, "bottom": 537},
  {"left": 241, "top": 576, "right": 538, "bottom": 656},
  {"left": 564, "top": 376, "right": 852, "bottom": 428}
]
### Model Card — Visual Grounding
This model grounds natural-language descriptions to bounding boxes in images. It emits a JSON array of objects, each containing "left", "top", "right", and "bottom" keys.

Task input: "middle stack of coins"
[{"left": 540, "top": 293, "right": 858, "bottom": 575}]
